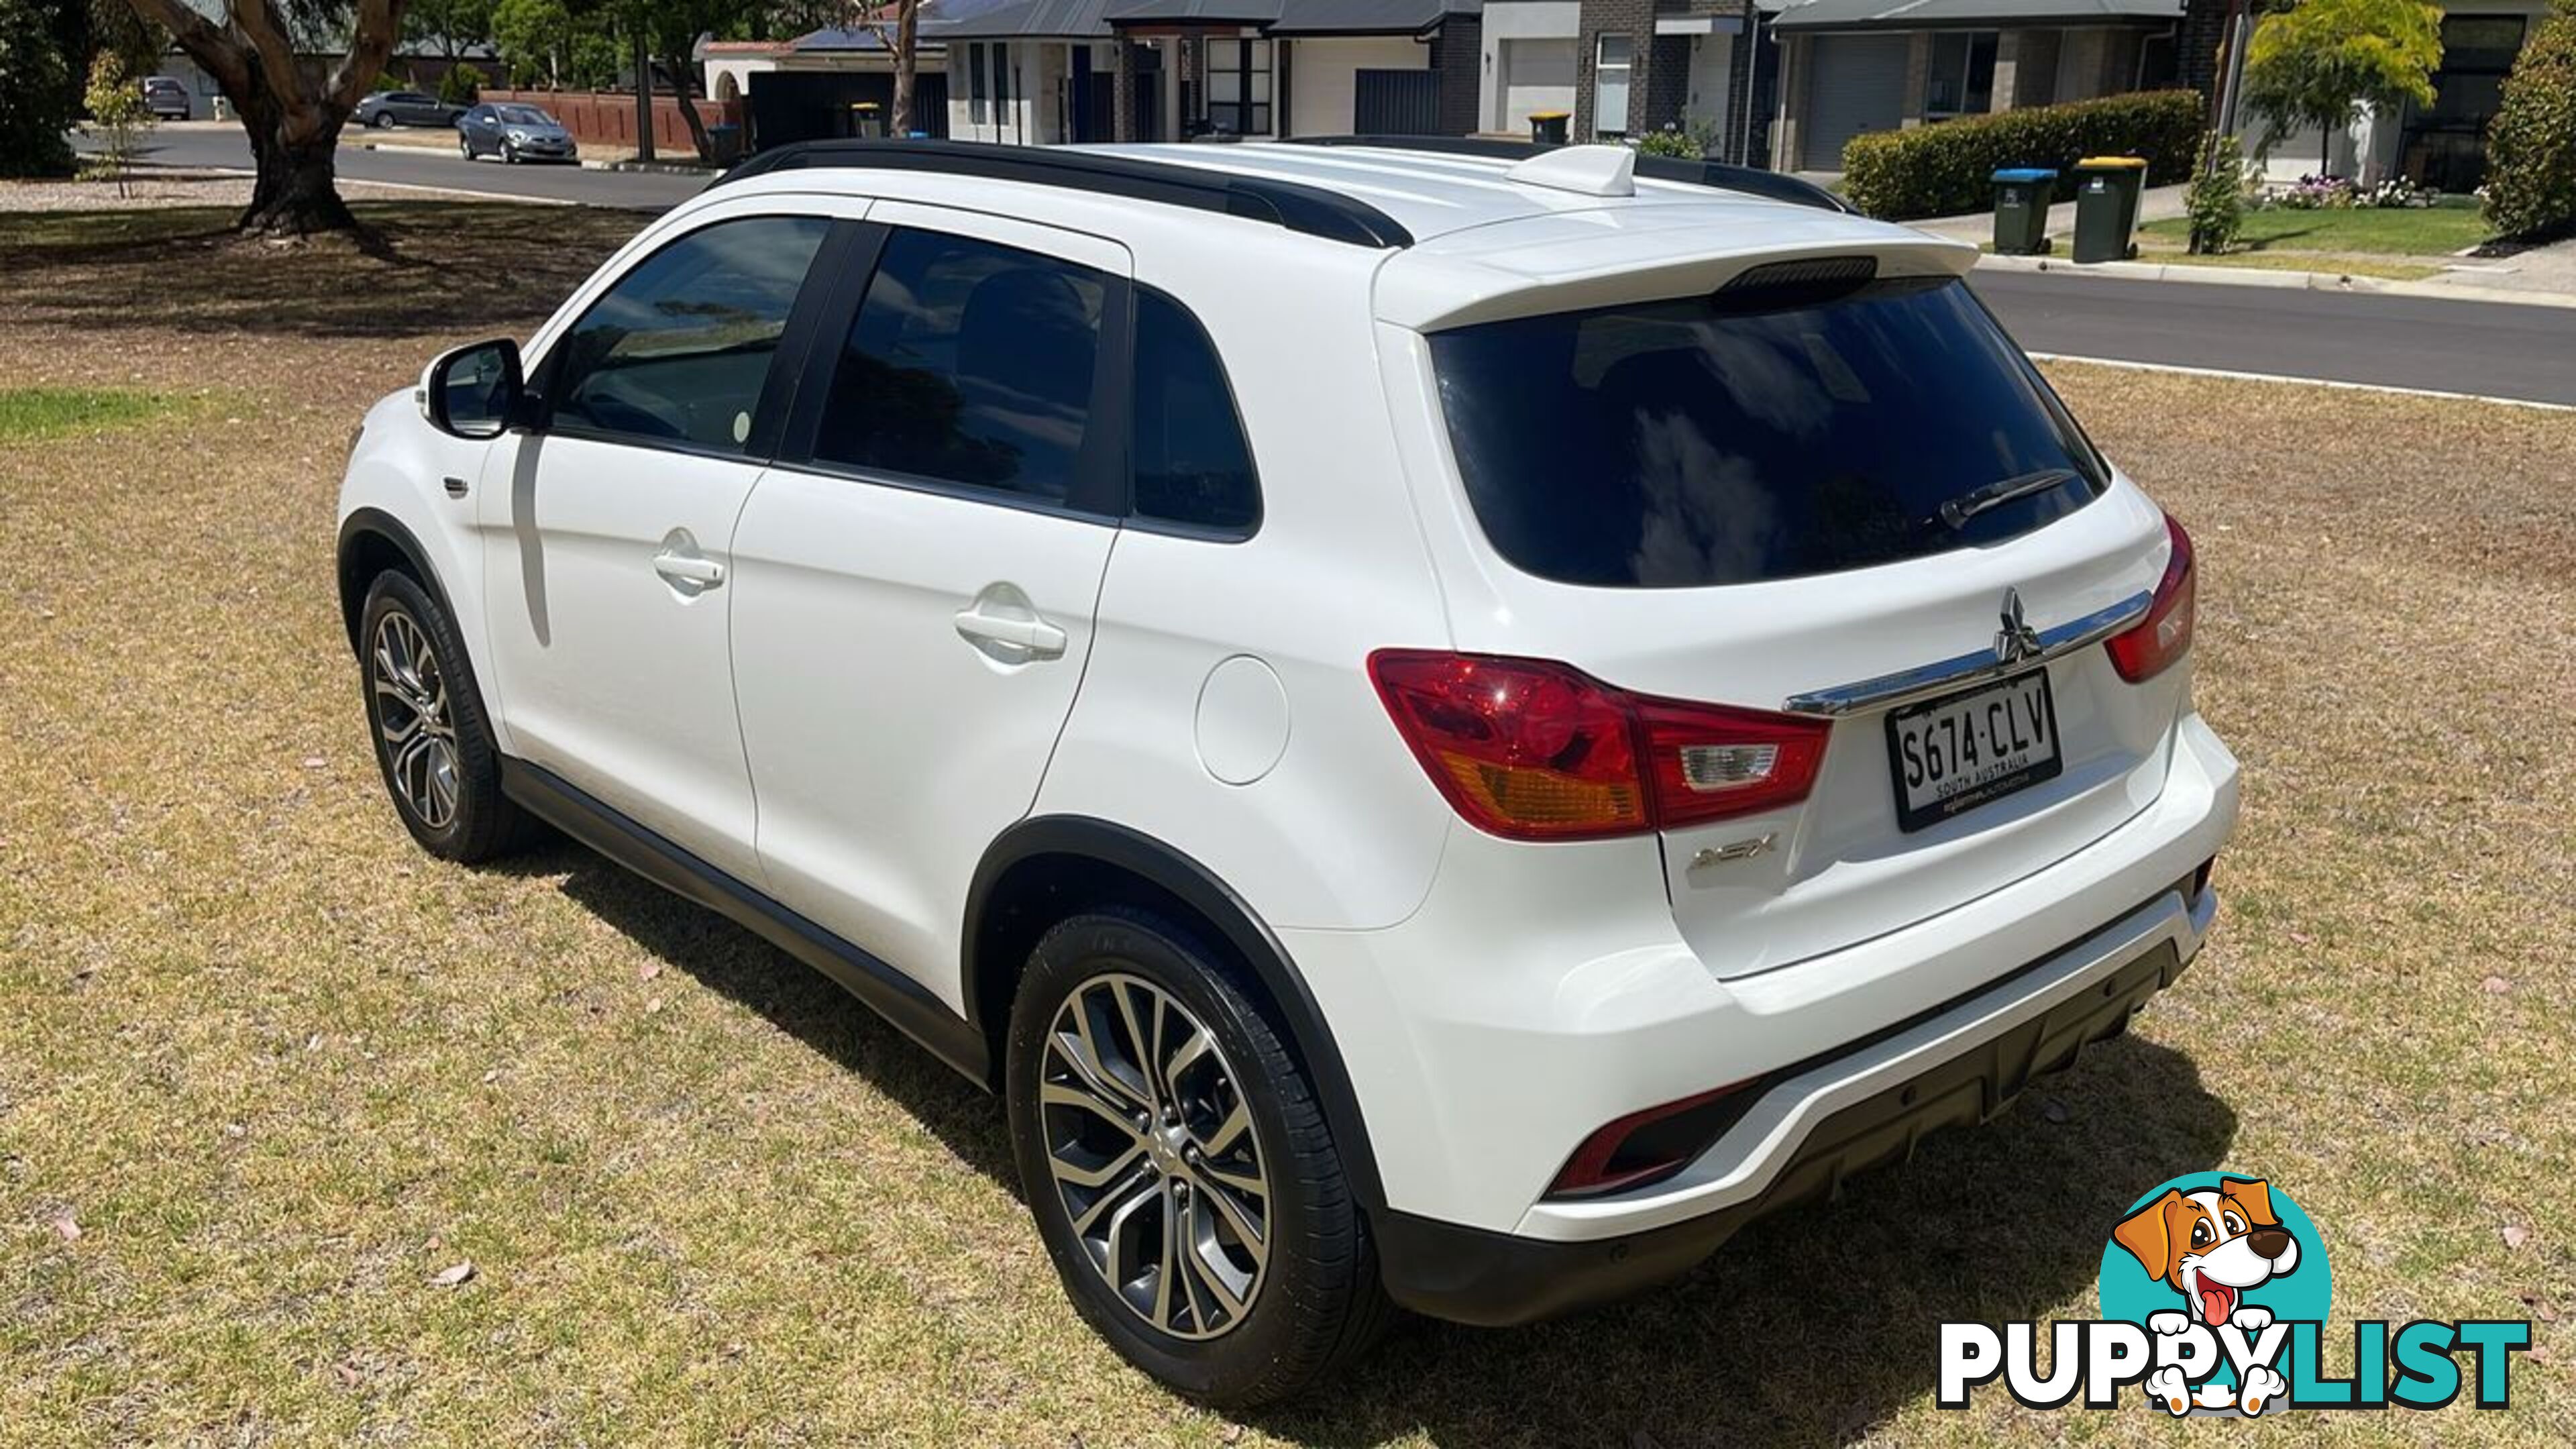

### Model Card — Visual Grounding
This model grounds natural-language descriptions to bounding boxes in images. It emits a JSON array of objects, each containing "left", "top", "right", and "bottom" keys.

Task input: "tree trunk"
[
  {"left": 228, "top": 80, "right": 359, "bottom": 236},
  {"left": 892, "top": 1, "right": 917, "bottom": 136},
  {"left": 663, "top": 57, "right": 710, "bottom": 161},
  {"left": 244, "top": 129, "right": 358, "bottom": 235}
]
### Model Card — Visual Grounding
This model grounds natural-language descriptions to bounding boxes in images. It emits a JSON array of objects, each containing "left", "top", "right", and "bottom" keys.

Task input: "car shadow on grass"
[{"left": 510, "top": 839, "right": 2233, "bottom": 1448}]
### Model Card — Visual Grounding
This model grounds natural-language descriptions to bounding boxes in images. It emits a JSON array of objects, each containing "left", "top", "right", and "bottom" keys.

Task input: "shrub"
[
  {"left": 1631, "top": 121, "right": 1714, "bottom": 160},
  {"left": 0, "top": 0, "right": 76, "bottom": 178},
  {"left": 2186, "top": 133, "right": 2247, "bottom": 253},
  {"left": 439, "top": 63, "right": 485, "bottom": 107},
  {"left": 1840, "top": 90, "right": 2204, "bottom": 221},
  {"left": 81, "top": 50, "right": 156, "bottom": 196},
  {"left": 2484, "top": 0, "right": 2576, "bottom": 242}
]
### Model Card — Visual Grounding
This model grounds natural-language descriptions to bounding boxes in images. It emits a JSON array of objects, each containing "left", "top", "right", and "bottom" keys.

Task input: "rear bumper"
[{"left": 1378, "top": 883, "right": 2214, "bottom": 1326}]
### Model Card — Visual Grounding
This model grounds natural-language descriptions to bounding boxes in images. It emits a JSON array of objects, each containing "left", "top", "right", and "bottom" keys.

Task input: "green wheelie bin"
[
  {"left": 2071, "top": 156, "right": 2148, "bottom": 263},
  {"left": 1990, "top": 168, "right": 2056, "bottom": 255}
]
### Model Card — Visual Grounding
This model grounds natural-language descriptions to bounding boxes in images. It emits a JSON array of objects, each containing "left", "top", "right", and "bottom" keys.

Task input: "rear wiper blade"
[{"left": 1931, "top": 468, "right": 2082, "bottom": 530}]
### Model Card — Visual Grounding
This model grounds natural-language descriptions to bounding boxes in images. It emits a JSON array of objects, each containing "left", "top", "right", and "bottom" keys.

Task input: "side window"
[
  {"left": 1131, "top": 288, "right": 1259, "bottom": 534},
  {"left": 809, "top": 227, "right": 1108, "bottom": 506},
  {"left": 547, "top": 215, "right": 829, "bottom": 455}
]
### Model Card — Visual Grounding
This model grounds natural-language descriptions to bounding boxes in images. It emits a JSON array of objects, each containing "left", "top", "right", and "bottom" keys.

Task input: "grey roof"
[
  {"left": 1772, "top": 0, "right": 2179, "bottom": 30},
  {"left": 1104, "top": 0, "right": 1285, "bottom": 23},
  {"left": 922, "top": 0, "right": 1478, "bottom": 41},
  {"left": 924, "top": 0, "right": 1118, "bottom": 39},
  {"left": 1263, "top": 0, "right": 1478, "bottom": 36}
]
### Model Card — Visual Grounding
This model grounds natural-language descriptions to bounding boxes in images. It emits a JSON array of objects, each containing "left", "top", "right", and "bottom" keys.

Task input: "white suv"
[{"left": 335, "top": 140, "right": 2237, "bottom": 1404}]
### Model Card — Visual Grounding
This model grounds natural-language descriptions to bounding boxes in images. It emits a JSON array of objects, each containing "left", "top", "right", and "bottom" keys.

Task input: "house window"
[
  {"left": 967, "top": 42, "right": 987, "bottom": 124},
  {"left": 1205, "top": 37, "right": 1271, "bottom": 135},
  {"left": 1592, "top": 34, "right": 1633, "bottom": 136},
  {"left": 991, "top": 39, "right": 1012, "bottom": 122},
  {"left": 1925, "top": 31, "right": 1999, "bottom": 119}
]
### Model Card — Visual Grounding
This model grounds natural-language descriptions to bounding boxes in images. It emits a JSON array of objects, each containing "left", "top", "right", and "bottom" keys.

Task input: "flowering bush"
[
  {"left": 2258, "top": 174, "right": 2444, "bottom": 210},
  {"left": 1630, "top": 123, "right": 1713, "bottom": 160},
  {"left": 2263, "top": 174, "right": 2359, "bottom": 209}
]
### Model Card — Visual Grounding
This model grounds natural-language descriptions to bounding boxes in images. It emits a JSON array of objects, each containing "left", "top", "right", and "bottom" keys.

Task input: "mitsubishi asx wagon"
[{"left": 334, "top": 138, "right": 2237, "bottom": 1405}]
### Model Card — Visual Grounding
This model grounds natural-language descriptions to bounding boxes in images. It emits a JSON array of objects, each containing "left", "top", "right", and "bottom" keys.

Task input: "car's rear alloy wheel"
[
  {"left": 1008, "top": 909, "right": 1393, "bottom": 1406},
  {"left": 370, "top": 112, "right": 392, "bottom": 128},
  {"left": 1040, "top": 971, "right": 1271, "bottom": 1340}
]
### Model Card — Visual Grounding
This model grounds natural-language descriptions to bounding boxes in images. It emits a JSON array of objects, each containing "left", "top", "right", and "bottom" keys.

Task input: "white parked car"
[{"left": 335, "top": 139, "right": 2237, "bottom": 1405}]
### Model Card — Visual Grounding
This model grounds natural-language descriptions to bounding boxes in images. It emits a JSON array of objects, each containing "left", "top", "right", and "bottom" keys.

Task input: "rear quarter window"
[{"left": 1428, "top": 274, "right": 2106, "bottom": 589}]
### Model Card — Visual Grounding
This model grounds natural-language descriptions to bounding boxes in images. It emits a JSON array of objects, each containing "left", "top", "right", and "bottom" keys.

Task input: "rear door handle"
[{"left": 955, "top": 599, "right": 1068, "bottom": 661}]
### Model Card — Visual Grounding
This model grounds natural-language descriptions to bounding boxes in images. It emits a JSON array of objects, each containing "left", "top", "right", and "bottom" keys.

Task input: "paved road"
[
  {"left": 109, "top": 124, "right": 2576, "bottom": 406},
  {"left": 1968, "top": 270, "right": 2576, "bottom": 407},
  {"left": 122, "top": 122, "right": 708, "bottom": 211}
]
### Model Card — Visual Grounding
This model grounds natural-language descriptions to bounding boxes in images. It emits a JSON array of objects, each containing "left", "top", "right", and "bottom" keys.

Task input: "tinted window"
[
  {"left": 548, "top": 215, "right": 828, "bottom": 454},
  {"left": 1130, "top": 288, "right": 1258, "bottom": 533},
  {"left": 1428, "top": 276, "right": 2104, "bottom": 588},
  {"left": 810, "top": 228, "right": 1108, "bottom": 504}
]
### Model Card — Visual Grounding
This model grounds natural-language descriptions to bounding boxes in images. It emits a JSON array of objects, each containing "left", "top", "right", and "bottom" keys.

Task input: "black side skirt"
[{"left": 499, "top": 757, "right": 991, "bottom": 1084}]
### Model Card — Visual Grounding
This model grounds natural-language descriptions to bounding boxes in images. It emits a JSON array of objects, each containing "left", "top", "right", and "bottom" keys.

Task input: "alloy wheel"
[
  {"left": 1040, "top": 973, "right": 1271, "bottom": 1340},
  {"left": 370, "top": 609, "right": 461, "bottom": 830}
]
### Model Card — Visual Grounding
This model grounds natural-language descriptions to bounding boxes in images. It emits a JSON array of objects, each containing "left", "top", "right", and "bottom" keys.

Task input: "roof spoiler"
[{"left": 1281, "top": 136, "right": 1858, "bottom": 215}]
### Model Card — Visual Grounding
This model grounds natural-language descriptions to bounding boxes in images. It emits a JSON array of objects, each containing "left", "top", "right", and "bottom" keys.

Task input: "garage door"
[
  {"left": 1497, "top": 38, "right": 1577, "bottom": 133},
  {"left": 1801, "top": 34, "right": 1907, "bottom": 170}
]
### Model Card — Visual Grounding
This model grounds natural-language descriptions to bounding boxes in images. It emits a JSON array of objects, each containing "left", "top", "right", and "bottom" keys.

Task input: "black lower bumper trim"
[{"left": 1377, "top": 936, "right": 2189, "bottom": 1327}]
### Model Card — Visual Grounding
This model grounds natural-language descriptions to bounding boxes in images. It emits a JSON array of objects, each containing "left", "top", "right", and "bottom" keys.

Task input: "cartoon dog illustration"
[{"left": 2114, "top": 1177, "right": 2300, "bottom": 1415}]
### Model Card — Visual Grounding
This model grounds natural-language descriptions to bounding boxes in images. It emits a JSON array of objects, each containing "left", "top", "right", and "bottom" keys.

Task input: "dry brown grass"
[{"left": 1, "top": 204, "right": 2570, "bottom": 1446}]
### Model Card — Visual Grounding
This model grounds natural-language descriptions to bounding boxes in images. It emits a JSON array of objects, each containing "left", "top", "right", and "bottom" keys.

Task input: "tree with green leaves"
[
  {"left": 83, "top": 47, "right": 158, "bottom": 196},
  {"left": 2243, "top": 0, "right": 2444, "bottom": 174},
  {"left": 123, "top": 0, "right": 410, "bottom": 235},
  {"left": 2483, "top": 0, "right": 2576, "bottom": 241},
  {"left": 0, "top": 0, "right": 78, "bottom": 177}
]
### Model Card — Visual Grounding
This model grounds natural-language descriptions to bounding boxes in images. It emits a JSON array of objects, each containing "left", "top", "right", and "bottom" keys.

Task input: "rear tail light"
[
  {"left": 1548, "top": 1079, "right": 1756, "bottom": 1198},
  {"left": 1367, "top": 651, "right": 1831, "bottom": 841},
  {"left": 2105, "top": 514, "right": 2196, "bottom": 683}
]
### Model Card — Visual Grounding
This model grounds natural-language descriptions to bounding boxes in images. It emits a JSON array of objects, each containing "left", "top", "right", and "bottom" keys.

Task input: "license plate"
[{"left": 1884, "top": 671, "right": 2061, "bottom": 832}]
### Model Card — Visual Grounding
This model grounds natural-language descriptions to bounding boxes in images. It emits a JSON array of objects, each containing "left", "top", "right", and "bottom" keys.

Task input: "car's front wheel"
[
  {"left": 500, "top": 140, "right": 518, "bottom": 165},
  {"left": 458, "top": 131, "right": 473, "bottom": 158},
  {"left": 1006, "top": 908, "right": 1392, "bottom": 1407},
  {"left": 368, "top": 111, "right": 392, "bottom": 129},
  {"left": 358, "top": 572, "right": 537, "bottom": 863}
]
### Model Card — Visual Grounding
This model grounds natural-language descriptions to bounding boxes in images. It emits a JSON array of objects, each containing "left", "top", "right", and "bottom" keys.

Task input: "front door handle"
[
  {"left": 955, "top": 588, "right": 1068, "bottom": 662},
  {"left": 652, "top": 529, "right": 726, "bottom": 596}
]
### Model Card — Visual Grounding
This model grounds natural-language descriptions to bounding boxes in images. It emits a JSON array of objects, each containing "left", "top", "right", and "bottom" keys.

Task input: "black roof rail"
[
  {"left": 1280, "top": 135, "right": 1858, "bottom": 216},
  {"left": 709, "top": 139, "right": 1415, "bottom": 248}
]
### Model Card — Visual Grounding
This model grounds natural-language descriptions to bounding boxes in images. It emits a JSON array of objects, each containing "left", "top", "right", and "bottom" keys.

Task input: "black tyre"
[
  {"left": 458, "top": 132, "right": 473, "bottom": 158},
  {"left": 369, "top": 111, "right": 392, "bottom": 129},
  {"left": 500, "top": 141, "right": 518, "bottom": 165},
  {"left": 1006, "top": 907, "right": 1393, "bottom": 1407},
  {"left": 358, "top": 571, "right": 539, "bottom": 863}
]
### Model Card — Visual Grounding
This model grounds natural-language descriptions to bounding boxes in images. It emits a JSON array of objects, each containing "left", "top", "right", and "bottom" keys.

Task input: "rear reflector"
[
  {"left": 2106, "top": 514, "right": 2196, "bottom": 683},
  {"left": 1368, "top": 651, "right": 1831, "bottom": 841},
  {"left": 1548, "top": 1080, "right": 1755, "bottom": 1198}
]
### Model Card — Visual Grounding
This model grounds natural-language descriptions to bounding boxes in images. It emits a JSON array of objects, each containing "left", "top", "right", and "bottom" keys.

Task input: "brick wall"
[
  {"left": 1573, "top": 0, "right": 1654, "bottom": 138},
  {"left": 2178, "top": 0, "right": 2231, "bottom": 106},
  {"left": 1429, "top": 13, "right": 1485, "bottom": 136}
]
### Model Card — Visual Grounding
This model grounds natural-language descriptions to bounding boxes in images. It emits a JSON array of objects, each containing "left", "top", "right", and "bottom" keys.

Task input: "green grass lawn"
[
  {"left": 0, "top": 387, "right": 191, "bottom": 441},
  {"left": 3, "top": 199, "right": 2573, "bottom": 1446},
  {"left": 2141, "top": 201, "right": 2494, "bottom": 258}
]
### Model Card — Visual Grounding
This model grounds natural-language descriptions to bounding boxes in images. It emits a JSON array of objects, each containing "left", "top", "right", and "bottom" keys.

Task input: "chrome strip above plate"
[{"left": 1782, "top": 590, "right": 2153, "bottom": 717}]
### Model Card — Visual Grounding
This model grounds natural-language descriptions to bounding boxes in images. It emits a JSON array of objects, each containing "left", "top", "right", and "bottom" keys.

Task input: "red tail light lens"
[
  {"left": 2105, "top": 514, "right": 2196, "bottom": 683},
  {"left": 1368, "top": 651, "right": 1831, "bottom": 841}
]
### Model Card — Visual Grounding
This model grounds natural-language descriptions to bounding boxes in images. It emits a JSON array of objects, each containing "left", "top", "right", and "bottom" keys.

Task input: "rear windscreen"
[{"left": 1428, "top": 276, "right": 2106, "bottom": 589}]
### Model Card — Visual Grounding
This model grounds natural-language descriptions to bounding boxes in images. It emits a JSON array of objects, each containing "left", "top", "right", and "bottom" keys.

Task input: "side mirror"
[{"left": 420, "top": 337, "right": 531, "bottom": 439}]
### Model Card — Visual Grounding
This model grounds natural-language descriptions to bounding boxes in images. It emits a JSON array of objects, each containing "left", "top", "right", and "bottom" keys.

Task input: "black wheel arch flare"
[{"left": 966, "top": 815, "right": 1387, "bottom": 1214}]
